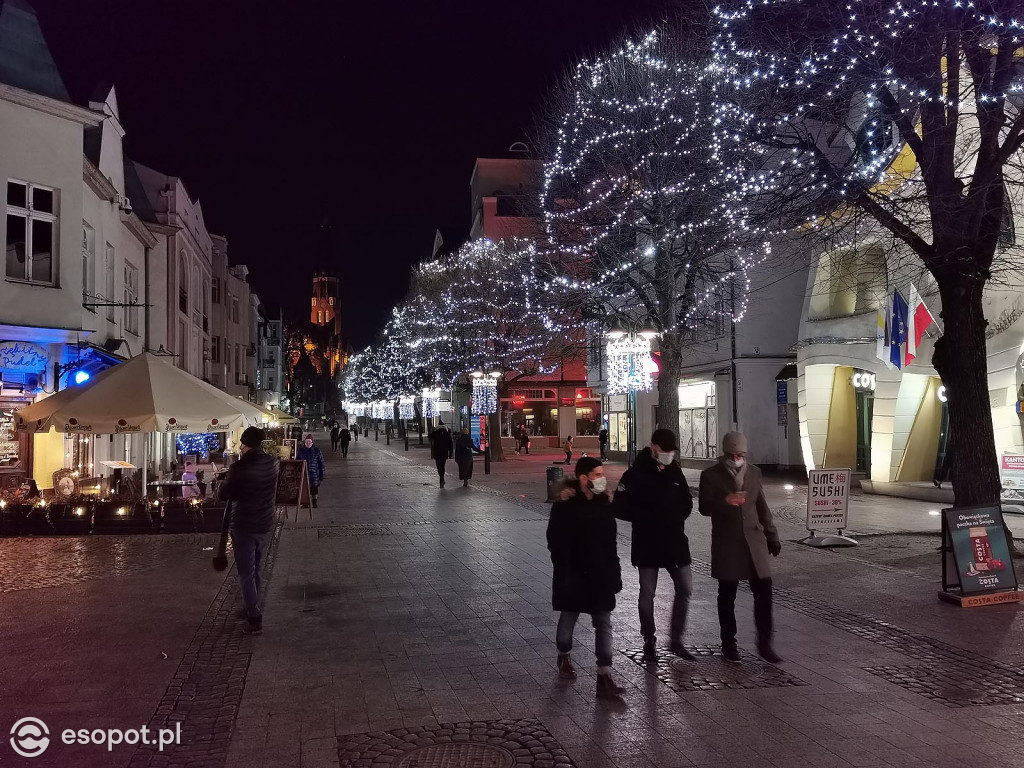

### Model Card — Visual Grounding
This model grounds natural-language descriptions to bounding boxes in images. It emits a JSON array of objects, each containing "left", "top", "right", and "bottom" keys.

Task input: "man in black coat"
[
  {"left": 220, "top": 426, "right": 280, "bottom": 635},
  {"left": 428, "top": 422, "right": 454, "bottom": 488},
  {"left": 547, "top": 457, "right": 625, "bottom": 697},
  {"left": 598, "top": 428, "right": 609, "bottom": 460},
  {"left": 339, "top": 427, "right": 351, "bottom": 458},
  {"left": 613, "top": 428, "right": 695, "bottom": 660}
]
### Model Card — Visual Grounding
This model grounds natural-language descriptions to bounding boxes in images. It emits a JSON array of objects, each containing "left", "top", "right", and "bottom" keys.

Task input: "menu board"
[
  {"left": 942, "top": 505, "right": 1018, "bottom": 596},
  {"left": 0, "top": 409, "right": 21, "bottom": 467},
  {"left": 275, "top": 459, "right": 309, "bottom": 509}
]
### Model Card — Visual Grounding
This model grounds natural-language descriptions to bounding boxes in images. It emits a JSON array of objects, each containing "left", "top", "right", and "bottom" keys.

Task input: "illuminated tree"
[
  {"left": 713, "top": 0, "right": 1024, "bottom": 508},
  {"left": 541, "top": 29, "right": 772, "bottom": 425}
]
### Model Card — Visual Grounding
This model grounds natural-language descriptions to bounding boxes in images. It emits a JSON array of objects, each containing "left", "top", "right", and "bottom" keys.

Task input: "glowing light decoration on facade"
[
  {"left": 371, "top": 401, "right": 391, "bottom": 420},
  {"left": 174, "top": 433, "right": 220, "bottom": 459},
  {"left": 605, "top": 336, "right": 657, "bottom": 396}
]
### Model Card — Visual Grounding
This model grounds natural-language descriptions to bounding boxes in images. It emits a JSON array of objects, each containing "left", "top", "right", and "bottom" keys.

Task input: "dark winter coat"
[
  {"left": 612, "top": 447, "right": 692, "bottom": 568},
  {"left": 297, "top": 444, "right": 326, "bottom": 487},
  {"left": 547, "top": 484, "right": 622, "bottom": 613},
  {"left": 598, "top": 429, "right": 608, "bottom": 446},
  {"left": 219, "top": 448, "right": 280, "bottom": 535},
  {"left": 340, "top": 428, "right": 351, "bottom": 445},
  {"left": 698, "top": 460, "right": 779, "bottom": 581},
  {"left": 429, "top": 427, "right": 454, "bottom": 460},
  {"left": 330, "top": 426, "right": 340, "bottom": 442},
  {"left": 454, "top": 433, "right": 475, "bottom": 480}
]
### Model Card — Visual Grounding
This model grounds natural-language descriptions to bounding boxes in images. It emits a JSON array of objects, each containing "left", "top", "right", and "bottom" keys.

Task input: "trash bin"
[{"left": 546, "top": 465, "right": 564, "bottom": 502}]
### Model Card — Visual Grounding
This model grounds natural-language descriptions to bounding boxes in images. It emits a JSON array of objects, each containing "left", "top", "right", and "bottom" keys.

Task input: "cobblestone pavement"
[
  {"left": 221, "top": 437, "right": 1024, "bottom": 768},
  {"left": 5, "top": 435, "right": 1024, "bottom": 768}
]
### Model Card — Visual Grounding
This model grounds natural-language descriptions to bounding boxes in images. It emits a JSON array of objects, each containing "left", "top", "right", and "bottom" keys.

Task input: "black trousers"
[
  {"left": 341, "top": 443, "right": 349, "bottom": 457},
  {"left": 435, "top": 458, "right": 447, "bottom": 479},
  {"left": 717, "top": 577, "right": 773, "bottom": 646},
  {"left": 331, "top": 439, "right": 339, "bottom": 451}
]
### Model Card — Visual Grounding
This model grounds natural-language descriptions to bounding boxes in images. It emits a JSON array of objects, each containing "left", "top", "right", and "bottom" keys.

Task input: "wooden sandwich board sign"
[
  {"left": 275, "top": 459, "right": 311, "bottom": 520},
  {"left": 939, "top": 505, "right": 1022, "bottom": 608}
]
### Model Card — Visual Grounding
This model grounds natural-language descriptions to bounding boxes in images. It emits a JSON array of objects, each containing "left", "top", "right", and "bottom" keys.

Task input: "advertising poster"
[
  {"left": 942, "top": 506, "right": 1017, "bottom": 595},
  {"left": 999, "top": 453, "right": 1024, "bottom": 511},
  {"left": 806, "top": 468, "right": 851, "bottom": 530}
]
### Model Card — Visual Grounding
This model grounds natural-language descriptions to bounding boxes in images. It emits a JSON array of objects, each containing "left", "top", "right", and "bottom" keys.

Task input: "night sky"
[{"left": 31, "top": 0, "right": 678, "bottom": 347}]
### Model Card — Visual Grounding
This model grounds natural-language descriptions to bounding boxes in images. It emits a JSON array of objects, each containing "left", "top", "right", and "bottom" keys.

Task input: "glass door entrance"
[{"left": 855, "top": 391, "right": 873, "bottom": 475}]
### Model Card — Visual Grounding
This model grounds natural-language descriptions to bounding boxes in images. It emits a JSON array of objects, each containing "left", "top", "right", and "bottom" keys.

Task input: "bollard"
[
  {"left": 484, "top": 444, "right": 491, "bottom": 475},
  {"left": 404, "top": 431, "right": 409, "bottom": 451},
  {"left": 375, "top": 426, "right": 379, "bottom": 441},
  {"left": 545, "top": 465, "right": 564, "bottom": 502}
]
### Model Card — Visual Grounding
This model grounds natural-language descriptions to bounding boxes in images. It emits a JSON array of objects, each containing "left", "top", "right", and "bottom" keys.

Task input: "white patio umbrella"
[{"left": 15, "top": 352, "right": 266, "bottom": 493}]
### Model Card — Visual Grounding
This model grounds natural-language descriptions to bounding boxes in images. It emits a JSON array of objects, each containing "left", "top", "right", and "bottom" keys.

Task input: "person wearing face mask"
[
  {"left": 699, "top": 431, "right": 781, "bottom": 664},
  {"left": 612, "top": 428, "right": 694, "bottom": 661},
  {"left": 296, "top": 434, "right": 326, "bottom": 508},
  {"left": 547, "top": 457, "right": 624, "bottom": 697}
]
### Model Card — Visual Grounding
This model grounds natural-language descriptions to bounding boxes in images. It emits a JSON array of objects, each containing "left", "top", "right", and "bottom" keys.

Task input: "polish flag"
[{"left": 906, "top": 284, "right": 937, "bottom": 365}]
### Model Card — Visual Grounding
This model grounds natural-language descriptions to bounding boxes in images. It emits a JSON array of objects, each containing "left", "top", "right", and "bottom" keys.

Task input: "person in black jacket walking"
[
  {"left": 454, "top": 428, "right": 475, "bottom": 487},
  {"left": 548, "top": 457, "right": 625, "bottom": 696},
  {"left": 220, "top": 426, "right": 280, "bottom": 635},
  {"left": 613, "top": 428, "right": 695, "bottom": 661},
  {"left": 339, "top": 426, "right": 351, "bottom": 458},
  {"left": 429, "top": 422, "right": 454, "bottom": 488}
]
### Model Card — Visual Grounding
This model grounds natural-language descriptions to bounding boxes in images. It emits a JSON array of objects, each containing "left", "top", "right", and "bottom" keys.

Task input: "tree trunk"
[
  {"left": 657, "top": 331, "right": 683, "bottom": 438},
  {"left": 932, "top": 276, "right": 1000, "bottom": 508}
]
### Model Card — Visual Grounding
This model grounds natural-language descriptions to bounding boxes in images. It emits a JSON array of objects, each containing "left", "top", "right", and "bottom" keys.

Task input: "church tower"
[{"left": 310, "top": 272, "right": 341, "bottom": 333}]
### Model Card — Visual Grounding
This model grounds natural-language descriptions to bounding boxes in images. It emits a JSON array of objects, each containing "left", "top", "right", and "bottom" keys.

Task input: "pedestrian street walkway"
[{"left": 215, "top": 436, "right": 1024, "bottom": 768}]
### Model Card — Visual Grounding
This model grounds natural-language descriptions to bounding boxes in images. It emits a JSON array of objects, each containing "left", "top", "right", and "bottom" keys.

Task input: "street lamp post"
[{"left": 606, "top": 324, "right": 658, "bottom": 468}]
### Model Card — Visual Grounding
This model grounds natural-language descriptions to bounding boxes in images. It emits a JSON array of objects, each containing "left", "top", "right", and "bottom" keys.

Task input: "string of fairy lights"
[
  {"left": 540, "top": 30, "right": 773, "bottom": 340},
  {"left": 711, "top": 0, "right": 1024, "bottom": 231},
  {"left": 341, "top": 237, "right": 567, "bottom": 415}
]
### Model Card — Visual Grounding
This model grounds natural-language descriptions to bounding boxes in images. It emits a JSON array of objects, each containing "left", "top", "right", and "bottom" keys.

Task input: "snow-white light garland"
[
  {"left": 399, "top": 396, "right": 416, "bottom": 420},
  {"left": 372, "top": 401, "right": 391, "bottom": 420},
  {"left": 605, "top": 336, "right": 658, "bottom": 395},
  {"left": 471, "top": 376, "right": 499, "bottom": 415}
]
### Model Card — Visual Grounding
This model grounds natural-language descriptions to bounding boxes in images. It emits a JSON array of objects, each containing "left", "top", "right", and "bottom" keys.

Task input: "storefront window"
[{"left": 0, "top": 397, "right": 32, "bottom": 489}]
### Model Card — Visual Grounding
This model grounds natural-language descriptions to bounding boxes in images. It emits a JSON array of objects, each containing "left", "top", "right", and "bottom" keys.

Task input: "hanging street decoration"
[
  {"left": 471, "top": 375, "right": 499, "bottom": 416},
  {"left": 605, "top": 336, "right": 657, "bottom": 395}
]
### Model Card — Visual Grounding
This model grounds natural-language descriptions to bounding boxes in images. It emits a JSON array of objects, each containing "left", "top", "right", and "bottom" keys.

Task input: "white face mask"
[
  {"left": 590, "top": 476, "right": 608, "bottom": 494},
  {"left": 655, "top": 451, "right": 675, "bottom": 466},
  {"left": 726, "top": 457, "right": 745, "bottom": 469}
]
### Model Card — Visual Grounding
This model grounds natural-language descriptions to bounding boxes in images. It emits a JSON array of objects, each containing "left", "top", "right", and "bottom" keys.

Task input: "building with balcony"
[{"left": 257, "top": 305, "right": 284, "bottom": 409}]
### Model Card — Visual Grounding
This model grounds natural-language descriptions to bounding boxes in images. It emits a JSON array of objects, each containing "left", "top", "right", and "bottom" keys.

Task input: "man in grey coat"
[{"left": 699, "top": 431, "right": 782, "bottom": 664}]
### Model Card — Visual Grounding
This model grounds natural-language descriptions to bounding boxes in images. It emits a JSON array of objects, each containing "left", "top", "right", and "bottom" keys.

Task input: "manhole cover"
[
  {"left": 669, "top": 657, "right": 765, "bottom": 679},
  {"left": 395, "top": 743, "right": 514, "bottom": 768}
]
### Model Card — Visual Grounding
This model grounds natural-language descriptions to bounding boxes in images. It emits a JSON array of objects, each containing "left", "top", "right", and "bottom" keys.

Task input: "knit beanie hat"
[
  {"left": 722, "top": 431, "right": 748, "bottom": 454},
  {"left": 650, "top": 428, "right": 678, "bottom": 451},
  {"left": 240, "top": 426, "right": 265, "bottom": 448}
]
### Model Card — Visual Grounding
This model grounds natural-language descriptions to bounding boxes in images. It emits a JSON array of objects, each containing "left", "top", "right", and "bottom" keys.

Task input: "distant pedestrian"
[
  {"left": 563, "top": 435, "right": 574, "bottom": 465},
  {"left": 181, "top": 463, "right": 200, "bottom": 499},
  {"left": 613, "top": 429, "right": 694, "bottom": 661},
  {"left": 699, "top": 431, "right": 781, "bottom": 664},
  {"left": 352, "top": 421, "right": 359, "bottom": 442},
  {"left": 598, "top": 428, "right": 609, "bottom": 460},
  {"left": 219, "top": 426, "right": 280, "bottom": 635},
  {"left": 330, "top": 425, "right": 341, "bottom": 452},
  {"left": 547, "top": 457, "right": 624, "bottom": 697},
  {"left": 297, "top": 434, "right": 326, "bottom": 508},
  {"left": 455, "top": 428, "right": 475, "bottom": 487},
  {"left": 429, "top": 422, "right": 454, "bottom": 488},
  {"left": 340, "top": 427, "right": 351, "bottom": 458},
  {"left": 519, "top": 426, "right": 531, "bottom": 455},
  {"left": 933, "top": 434, "right": 955, "bottom": 489}
]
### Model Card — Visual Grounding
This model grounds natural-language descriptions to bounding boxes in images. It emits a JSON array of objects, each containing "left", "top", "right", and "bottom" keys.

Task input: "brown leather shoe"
[
  {"left": 596, "top": 672, "right": 625, "bottom": 697},
  {"left": 557, "top": 653, "right": 577, "bottom": 679}
]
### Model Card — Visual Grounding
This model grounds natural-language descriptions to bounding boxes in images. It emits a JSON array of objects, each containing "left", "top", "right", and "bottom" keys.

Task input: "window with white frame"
[
  {"left": 124, "top": 261, "right": 139, "bottom": 334},
  {"left": 231, "top": 296, "right": 240, "bottom": 324},
  {"left": 211, "top": 277, "right": 220, "bottom": 304},
  {"left": 6, "top": 180, "right": 57, "bottom": 284},
  {"left": 104, "top": 243, "right": 115, "bottom": 321},
  {"left": 82, "top": 222, "right": 96, "bottom": 309},
  {"left": 211, "top": 336, "right": 220, "bottom": 363}
]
